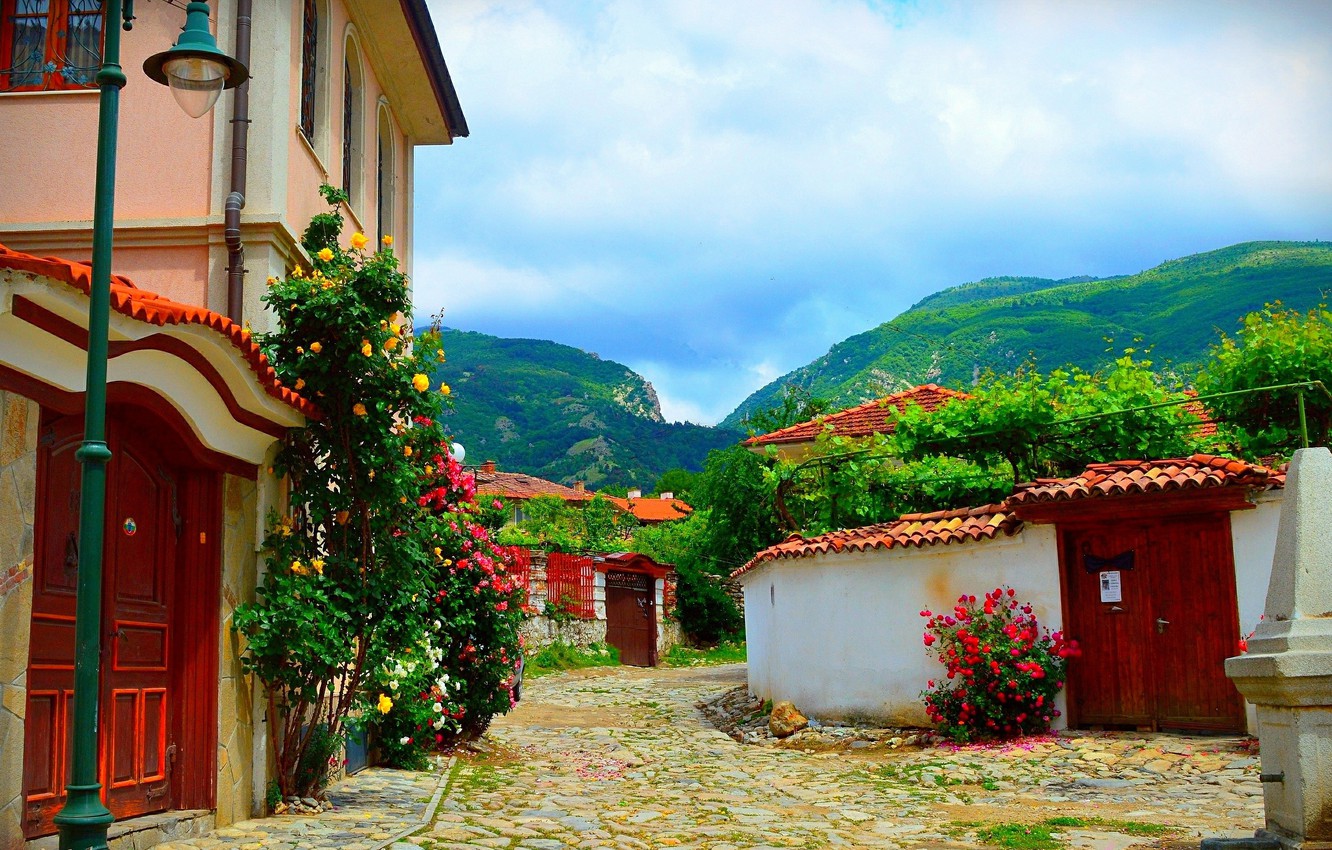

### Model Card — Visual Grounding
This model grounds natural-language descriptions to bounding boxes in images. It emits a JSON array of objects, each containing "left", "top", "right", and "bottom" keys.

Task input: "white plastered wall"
[
  {"left": 741, "top": 525, "right": 1064, "bottom": 726},
  {"left": 1230, "top": 493, "right": 1283, "bottom": 731}
]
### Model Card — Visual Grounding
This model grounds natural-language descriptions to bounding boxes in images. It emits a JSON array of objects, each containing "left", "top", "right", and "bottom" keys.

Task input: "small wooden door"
[
  {"left": 1061, "top": 514, "right": 1246, "bottom": 733},
  {"left": 604, "top": 569, "right": 656, "bottom": 667},
  {"left": 23, "top": 414, "right": 179, "bottom": 838}
]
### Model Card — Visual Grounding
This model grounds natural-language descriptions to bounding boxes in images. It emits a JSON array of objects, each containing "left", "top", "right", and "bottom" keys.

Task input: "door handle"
[{"left": 1156, "top": 618, "right": 1170, "bottom": 634}]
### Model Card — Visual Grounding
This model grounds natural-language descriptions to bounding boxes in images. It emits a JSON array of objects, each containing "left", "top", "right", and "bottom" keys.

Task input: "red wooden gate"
[
  {"left": 604, "top": 569, "right": 656, "bottom": 666},
  {"left": 1061, "top": 514, "right": 1245, "bottom": 733},
  {"left": 546, "top": 552, "right": 595, "bottom": 618}
]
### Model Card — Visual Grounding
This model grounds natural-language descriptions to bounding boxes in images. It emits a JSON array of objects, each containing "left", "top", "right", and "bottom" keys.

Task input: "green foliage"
[
  {"left": 974, "top": 822, "right": 1060, "bottom": 850},
  {"left": 741, "top": 383, "right": 830, "bottom": 436},
  {"left": 890, "top": 353, "right": 1211, "bottom": 484},
  {"left": 430, "top": 328, "right": 742, "bottom": 488},
  {"left": 921, "top": 588, "right": 1078, "bottom": 743},
  {"left": 493, "top": 494, "right": 637, "bottom": 552},
  {"left": 630, "top": 510, "right": 743, "bottom": 644},
  {"left": 527, "top": 640, "right": 620, "bottom": 677},
  {"left": 662, "top": 639, "right": 747, "bottom": 667},
  {"left": 724, "top": 241, "right": 1332, "bottom": 428},
  {"left": 231, "top": 189, "right": 522, "bottom": 794},
  {"left": 1198, "top": 304, "right": 1332, "bottom": 456},
  {"left": 651, "top": 468, "right": 697, "bottom": 501},
  {"left": 695, "top": 445, "right": 786, "bottom": 569},
  {"left": 294, "top": 725, "right": 342, "bottom": 795}
]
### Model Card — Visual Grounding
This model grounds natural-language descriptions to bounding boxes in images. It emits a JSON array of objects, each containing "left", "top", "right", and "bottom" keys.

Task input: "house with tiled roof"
[
  {"left": 744, "top": 384, "right": 972, "bottom": 461},
  {"left": 736, "top": 454, "right": 1284, "bottom": 735},
  {"left": 0, "top": 1, "right": 467, "bottom": 840},
  {"left": 606, "top": 490, "right": 694, "bottom": 524},
  {"left": 474, "top": 460, "right": 595, "bottom": 523}
]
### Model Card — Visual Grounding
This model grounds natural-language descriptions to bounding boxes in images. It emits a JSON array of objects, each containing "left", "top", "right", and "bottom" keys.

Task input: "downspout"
[{"left": 225, "top": 0, "right": 253, "bottom": 322}]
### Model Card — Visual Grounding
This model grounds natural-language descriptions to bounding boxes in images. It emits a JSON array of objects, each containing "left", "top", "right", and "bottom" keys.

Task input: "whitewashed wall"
[
  {"left": 741, "top": 524, "right": 1063, "bottom": 726},
  {"left": 1229, "top": 493, "right": 1283, "bottom": 730}
]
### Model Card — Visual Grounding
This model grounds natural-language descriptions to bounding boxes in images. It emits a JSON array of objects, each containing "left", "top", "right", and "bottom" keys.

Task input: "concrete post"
[{"left": 1225, "top": 447, "right": 1332, "bottom": 850}]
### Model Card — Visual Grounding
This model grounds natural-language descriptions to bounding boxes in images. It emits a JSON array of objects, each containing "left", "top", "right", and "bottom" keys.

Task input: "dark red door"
[
  {"left": 1061, "top": 515, "right": 1245, "bottom": 733},
  {"left": 604, "top": 570, "right": 656, "bottom": 667},
  {"left": 23, "top": 414, "right": 178, "bottom": 838}
]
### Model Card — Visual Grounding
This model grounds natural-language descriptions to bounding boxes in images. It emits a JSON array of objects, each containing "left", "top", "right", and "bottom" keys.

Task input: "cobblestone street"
[{"left": 425, "top": 663, "right": 1264, "bottom": 849}]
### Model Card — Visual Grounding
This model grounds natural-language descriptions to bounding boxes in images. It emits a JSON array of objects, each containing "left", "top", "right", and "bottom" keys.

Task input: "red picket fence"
[
  {"left": 503, "top": 546, "right": 532, "bottom": 606},
  {"left": 546, "top": 551, "right": 597, "bottom": 618}
]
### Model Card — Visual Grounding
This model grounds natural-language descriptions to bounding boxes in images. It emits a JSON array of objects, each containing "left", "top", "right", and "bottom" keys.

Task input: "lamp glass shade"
[{"left": 163, "top": 55, "right": 228, "bottom": 118}]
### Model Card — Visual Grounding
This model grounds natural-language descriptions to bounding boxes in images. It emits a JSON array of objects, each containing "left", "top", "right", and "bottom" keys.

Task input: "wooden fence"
[{"left": 546, "top": 551, "right": 597, "bottom": 618}]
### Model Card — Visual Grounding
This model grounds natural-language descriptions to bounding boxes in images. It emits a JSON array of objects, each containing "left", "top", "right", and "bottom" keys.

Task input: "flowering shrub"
[
  {"left": 231, "top": 186, "right": 521, "bottom": 794},
  {"left": 920, "top": 587, "right": 1079, "bottom": 743}
]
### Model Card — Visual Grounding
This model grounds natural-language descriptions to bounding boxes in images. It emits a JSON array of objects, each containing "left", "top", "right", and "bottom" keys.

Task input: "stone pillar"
[
  {"left": 1226, "top": 447, "right": 1332, "bottom": 850},
  {"left": 528, "top": 550, "right": 548, "bottom": 611}
]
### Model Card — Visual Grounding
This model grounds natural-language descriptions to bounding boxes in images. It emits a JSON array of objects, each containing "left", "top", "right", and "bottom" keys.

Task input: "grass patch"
[
  {"left": 1042, "top": 816, "right": 1178, "bottom": 836},
  {"left": 662, "top": 639, "right": 747, "bottom": 667},
  {"left": 527, "top": 640, "right": 620, "bottom": 678},
  {"left": 976, "top": 823, "right": 1061, "bottom": 850}
]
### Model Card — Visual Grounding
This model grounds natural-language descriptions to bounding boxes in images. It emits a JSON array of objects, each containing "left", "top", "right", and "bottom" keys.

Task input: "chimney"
[
  {"left": 627, "top": 488, "right": 642, "bottom": 500},
  {"left": 480, "top": 460, "right": 496, "bottom": 474},
  {"left": 660, "top": 492, "right": 674, "bottom": 500},
  {"left": 574, "top": 482, "right": 585, "bottom": 494}
]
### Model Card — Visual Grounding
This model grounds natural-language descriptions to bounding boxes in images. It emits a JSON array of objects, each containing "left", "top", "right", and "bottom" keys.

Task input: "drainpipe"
[{"left": 225, "top": 0, "right": 253, "bottom": 322}]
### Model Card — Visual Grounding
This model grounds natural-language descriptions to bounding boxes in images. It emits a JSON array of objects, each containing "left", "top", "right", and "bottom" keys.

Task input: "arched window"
[
  {"left": 376, "top": 104, "right": 395, "bottom": 245},
  {"left": 298, "top": 0, "right": 318, "bottom": 140},
  {"left": 341, "top": 36, "right": 363, "bottom": 208},
  {"left": 0, "top": 0, "right": 106, "bottom": 91}
]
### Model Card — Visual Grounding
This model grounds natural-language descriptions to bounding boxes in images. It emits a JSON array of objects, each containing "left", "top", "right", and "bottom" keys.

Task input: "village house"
[
  {"left": 736, "top": 455, "right": 1283, "bottom": 735},
  {"left": 474, "top": 460, "right": 693, "bottom": 525},
  {"left": 0, "top": 0, "right": 466, "bottom": 844}
]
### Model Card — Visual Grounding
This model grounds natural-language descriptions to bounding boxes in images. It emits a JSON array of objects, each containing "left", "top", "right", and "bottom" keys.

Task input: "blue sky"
[{"left": 415, "top": 0, "right": 1332, "bottom": 426}]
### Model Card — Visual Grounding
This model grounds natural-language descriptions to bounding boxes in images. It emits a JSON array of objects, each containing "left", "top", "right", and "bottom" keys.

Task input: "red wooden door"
[
  {"left": 23, "top": 415, "right": 178, "bottom": 838},
  {"left": 1147, "top": 514, "right": 1245, "bottom": 731},
  {"left": 604, "top": 570, "right": 656, "bottom": 667},
  {"left": 1061, "top": 515, "right": 1245, "bottom": 733},
  {"left": 1061, "top": 525, "right": 1154, "bottom": 728}
]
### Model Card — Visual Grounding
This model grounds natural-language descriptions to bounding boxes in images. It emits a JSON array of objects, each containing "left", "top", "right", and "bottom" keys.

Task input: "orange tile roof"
[
  {"left": 733, "top": 504, "right": 1019, "bottom": 579},
  {"left": 607, "top": 496, "right": 693, "bottom": 523},
  {"left": 745, "top": 384, "right": 971, "bottom": 447},
  {"left": 1007, "top": 454, "right": 1283, "bottom": 504},
  {"left": 0, "top": 245, "right": 316, "bottom": 417},
  {"left": 474, "top": 469, "right": 593, "bottom": 502},
  {"left": 1182, "top": 390, "right": 1219, "bottom": 437},
  {"left": 735, "top": 453, "right": 1283, "bottom": 579}
]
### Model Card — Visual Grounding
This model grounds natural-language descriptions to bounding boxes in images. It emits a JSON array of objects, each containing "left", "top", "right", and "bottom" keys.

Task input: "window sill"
[
  {"left": 295, "top": 126, "right": 330, "bottom": 178},
  {"left": 0, "top": 87, "right": 99, "bottom": 99}
]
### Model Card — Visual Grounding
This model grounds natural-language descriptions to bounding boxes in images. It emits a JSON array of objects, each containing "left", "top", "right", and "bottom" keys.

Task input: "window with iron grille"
[
  {"left": 1, "top": 0, "right": 104, "bottom": 92},
  {"left": 298, "top": 0, "right": 317, "bottom": 140},
  {"left": 341, "top": 55, "right": 352, "bottom": 197}
]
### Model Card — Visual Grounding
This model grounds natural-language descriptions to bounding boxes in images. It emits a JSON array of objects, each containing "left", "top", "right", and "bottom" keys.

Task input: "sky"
[{"left": 414, "top": 0, "right": 1332, "bottom": 426}]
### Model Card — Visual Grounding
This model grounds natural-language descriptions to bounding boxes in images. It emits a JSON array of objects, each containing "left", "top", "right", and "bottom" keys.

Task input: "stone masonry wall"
[
  {"left": 217, "top": 474, "right": 259, "bottom": 824},
  {"left": 0, "top": 389, "right": 38, "bottom": 848}
]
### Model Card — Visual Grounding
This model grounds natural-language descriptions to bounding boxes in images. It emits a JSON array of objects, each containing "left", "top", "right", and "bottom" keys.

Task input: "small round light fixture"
[
  {"left": 450, "top": 442, "right": 466, "bottom": 463},
  {"left": 143, "top": 1, "right": 249, "bottom": 118}
]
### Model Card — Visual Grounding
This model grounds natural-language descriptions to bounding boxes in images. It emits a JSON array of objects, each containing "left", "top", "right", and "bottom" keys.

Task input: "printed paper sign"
[{"left": 1099, "top": 570, "right": 1122, "bottom": 603}]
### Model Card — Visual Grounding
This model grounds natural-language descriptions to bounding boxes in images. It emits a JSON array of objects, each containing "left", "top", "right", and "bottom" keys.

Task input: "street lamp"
[{"left": 55, "top": 2, "right": 246, "bottom": 849}]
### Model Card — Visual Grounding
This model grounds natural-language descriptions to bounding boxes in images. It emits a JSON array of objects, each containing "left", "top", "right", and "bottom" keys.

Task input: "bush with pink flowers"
[{"left": 920, "top": 587, "right": 1079, "bottom": 743}]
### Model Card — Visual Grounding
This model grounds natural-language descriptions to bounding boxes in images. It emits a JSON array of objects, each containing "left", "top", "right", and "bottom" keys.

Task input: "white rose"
[
  {"left": 389, "top": 680, "right": 399, "bottom": 691},
  {"left": 432, "top": 702, "right": 444, "bottom": 713},
  {"left": 399, "top": 736, "right": 411, "bottom": 745}
]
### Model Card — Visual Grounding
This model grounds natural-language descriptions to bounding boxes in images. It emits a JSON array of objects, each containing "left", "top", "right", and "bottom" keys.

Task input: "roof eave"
[{"left": 400, "top": 0, "right": 469, "bottom": 140}]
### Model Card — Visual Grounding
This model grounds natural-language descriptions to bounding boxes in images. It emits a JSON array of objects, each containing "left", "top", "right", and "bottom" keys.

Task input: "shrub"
[{"left": 920, "top": 587, "right": 1079, "bottom": 742}]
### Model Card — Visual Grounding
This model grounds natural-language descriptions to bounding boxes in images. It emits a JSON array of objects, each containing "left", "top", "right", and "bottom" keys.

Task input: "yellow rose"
[
  {"left": 351, "top": 232, "right": 368, "bottom": 250},
  {"left": 309, "top": 341, "right": 322, "bottom": 354},
  {"left": 424, "top": 465, "right": 433, "bottom": 475},
  {"left": 317, "top": 247, "right": 334, "bottom": 262},
  {"left": 296, "top": 346, "right": 304, "bottom": 355},
  {"left": 310, "top": 558, "right": 325, "bottom": 575},
  {"left": 404, "top": 445, "right": 414, "bottom": 457},
  {"left": 376, "top": 693, "right": 393, "bottom": 714},
  {"left": 290, "top": 559, "right": 307, "bottom": 575},
  {"left": 294, "top": 378, "right": 306, "bottom": 391},
  {"left": 437, "top": 351, "right": 445, "bottom": 362},
  {"left": 382, "top": 235, "right": 394, "bottom": 246},
  {"left": 439, "top": 382, "right": 451, "bottom": 396},
  {"left": 266, "top": 276, "right": 278, "bottom": 286},
  {"left": 433, "top": 547, "right": 442, "bottom": 558},
  {"left": 411, "top": 373, "right": 429, "bottom": 392},
  {"left": 391, "top": 322, "right": 403, "bottom": 337},
  {"left": 385, "top": 337, "right": 399, "bottom": 351},
  {"left": 361, "top": 340, "right": 373, "bottom": 357},
  {"left": 353, "top": 402, "right": 367, "bottom": 416}
]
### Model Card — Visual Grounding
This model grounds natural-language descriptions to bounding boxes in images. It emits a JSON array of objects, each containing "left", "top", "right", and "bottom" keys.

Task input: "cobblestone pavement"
[
  {"left": 423, "top": 663, "right": 1264, "bottom": 850},
  {"left": 156, "top": 768, "right": 444, "bottom": 850}
]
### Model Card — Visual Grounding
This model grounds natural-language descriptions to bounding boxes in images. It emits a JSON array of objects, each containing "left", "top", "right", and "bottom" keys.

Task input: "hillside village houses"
[
  {"left": 0, "top": 0, "right": 467, "bottom": 843},
  {"left": 474, "top": 459, "right": 693, "bottom": 525},
  {"left": 737, "top": 388, "right": 1283, "bottom": 736}
]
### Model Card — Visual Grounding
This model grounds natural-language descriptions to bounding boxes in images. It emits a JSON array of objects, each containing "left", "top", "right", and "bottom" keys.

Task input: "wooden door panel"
[
  {"left": 1147, "top": 515, "right": 1245, "bottom": 732},
  {"left": 1061, "top": 526, "right": 1153, "bottom": 727},
  {"left": 605, "top": 571, "right": 655, "bottom": 667}
]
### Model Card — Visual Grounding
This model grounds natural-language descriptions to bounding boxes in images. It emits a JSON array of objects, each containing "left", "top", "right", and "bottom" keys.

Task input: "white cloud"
[{"left": 418, "top": 0, "right": 1332, "bottom": 420}]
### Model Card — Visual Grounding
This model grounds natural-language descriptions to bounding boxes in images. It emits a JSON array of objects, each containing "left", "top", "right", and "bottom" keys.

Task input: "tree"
[
  {"left": 1198, "top": 304, "right": 1332, "bottom": 457},
  {"left": 742, "top": 384, "right": 829, "bottom": 436},
  {"left": 694, "top": 444, "right": 786, "bottom": 571},
  {"left": 651, "top": 467, "right": 696, "bottom": 501}
]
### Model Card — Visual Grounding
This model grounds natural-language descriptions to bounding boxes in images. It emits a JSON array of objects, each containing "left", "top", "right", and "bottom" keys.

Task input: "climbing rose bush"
[{"left": 920, "top": 587, "right": 1079, "bottom": 743}]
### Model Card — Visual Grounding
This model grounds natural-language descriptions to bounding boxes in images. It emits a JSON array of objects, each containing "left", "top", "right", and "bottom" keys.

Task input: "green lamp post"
[{"left": 54, "top": 3, "right": 246, "bottom": 850}]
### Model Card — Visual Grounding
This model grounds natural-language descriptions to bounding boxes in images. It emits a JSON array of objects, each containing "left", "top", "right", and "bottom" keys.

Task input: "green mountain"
[
  {"left": 429, "top": 329, "right": 743, "bottom": 490},
  {"left": 721, "top": 241, "right": 1332, "bottom": 428}
]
